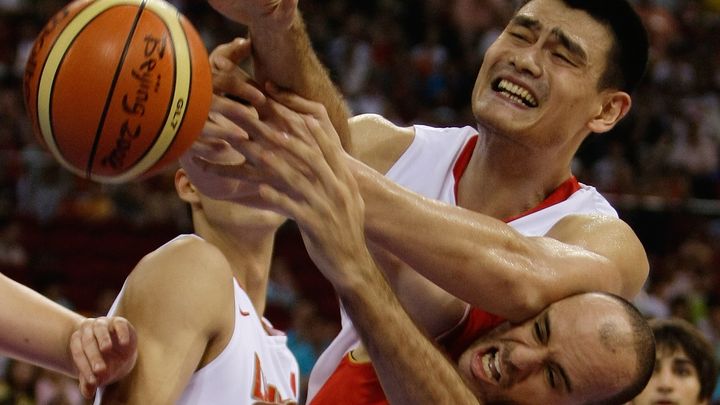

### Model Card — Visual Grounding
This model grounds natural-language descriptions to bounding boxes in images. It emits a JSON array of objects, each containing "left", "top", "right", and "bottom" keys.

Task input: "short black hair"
[
  {"left": 518, "top": 0, "right": 649, "bottom": 93},
  {"left": 650, "top": 317, "right": 718, "bottom": 401}
]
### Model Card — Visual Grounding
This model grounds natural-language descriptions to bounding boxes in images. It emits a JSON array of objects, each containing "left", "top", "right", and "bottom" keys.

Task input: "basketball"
[{"left": 23, "top": 0, "right": 212, "bottom": 183}]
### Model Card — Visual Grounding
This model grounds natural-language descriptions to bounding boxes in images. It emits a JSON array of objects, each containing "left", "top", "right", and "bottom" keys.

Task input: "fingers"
[
  {"left": 70, "top": 328, "right": 97, "bottom": 389},
  {"left": 211, "top": 38, "right": 266, "bottom": 106},
  {"left": 212, "top": 94, "right": 258, "bottom": 123},
  {"left": 265, "top": 82, "right": 329, "bottom": 123},
  {"left": 210, "top": 37, "right": 252, "bottom": 66},
  {"left": 79, "top": 376, "right": 97, "bottom": 399},
  {"left": 108, "top": 317, "right": 135, "bottom": 348}
]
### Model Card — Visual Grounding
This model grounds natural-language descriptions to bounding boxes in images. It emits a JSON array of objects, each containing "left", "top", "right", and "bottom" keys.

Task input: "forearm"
[
  {"left": 334, "top": 254, "right": 480, "bottom": 405},
  {"left": 0, "top": 274, "right": 81, "bottom": 376},
  {"left": 249, "top": 14, "right": 352, "bottom": 151},
  {"left": 351, "top": 159, "right": 569, "bottom": 321}
]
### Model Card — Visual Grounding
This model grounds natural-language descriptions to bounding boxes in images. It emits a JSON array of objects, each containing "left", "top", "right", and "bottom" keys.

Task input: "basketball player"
[
  {"left": 1, "top": 272, "right": 137, "bottom": 398},
  {"left": 191, "top": 92, "right": 655, "bottom": 404},
  {"left": 202, "top": 0, "right": 651, "bottom": 402},
  {"left": 93, "top": 136, "right": 299, "bottom": 403},
  {"left": 631, "top": 318, "right": 717, "bottom": 405}
]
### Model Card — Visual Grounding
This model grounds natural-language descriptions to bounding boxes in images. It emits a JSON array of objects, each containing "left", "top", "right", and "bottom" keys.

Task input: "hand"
[
  {"left": 69, "top": 316, "right": 138, "bottom": 399},
  {"left": 181, "top": 37, "right": 266, "bottom": 204},
  {"left": 210, "top": 38, "right": 265, "bottom": 105},
  {"left": 194, "top": 90, "right": 368, "bottom": 280},
  {"left": 207, "top": 0, "right": 297, "bottom": 30}
]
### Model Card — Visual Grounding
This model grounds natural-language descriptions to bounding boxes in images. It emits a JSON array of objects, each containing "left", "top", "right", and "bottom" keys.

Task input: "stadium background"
[{"left": 0, "top": 0, "right": 718, "bottom": 403}]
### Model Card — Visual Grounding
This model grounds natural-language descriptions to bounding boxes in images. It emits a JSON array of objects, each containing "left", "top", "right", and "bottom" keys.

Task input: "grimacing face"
[
  {"left": 631, "top": 347, "right": 707, "bottom": 405},
  {"left": 458, "top": 293, "right": 638, "bottom": 404},
  {"left": 471, "top": 0, "right": 621, "bottom": 150}
]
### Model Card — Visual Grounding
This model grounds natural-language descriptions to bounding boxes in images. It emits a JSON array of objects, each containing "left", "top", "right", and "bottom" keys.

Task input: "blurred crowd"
[{"left": 0, "top": 0, "right": 719, "bottom": 403}]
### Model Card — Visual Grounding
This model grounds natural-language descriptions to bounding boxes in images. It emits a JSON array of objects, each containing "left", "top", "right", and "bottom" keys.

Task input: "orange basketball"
[{"left": 23, "top": 0, "right": 212, "bottom": 183}]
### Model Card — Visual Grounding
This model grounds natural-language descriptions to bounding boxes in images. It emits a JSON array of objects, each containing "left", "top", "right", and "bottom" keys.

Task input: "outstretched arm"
[
  {"left": 349, "top": 157, "right": 649, "bottom": 321},
  {"left": 0, "top": 273, "right": 137, "bottom": 398},
  {"left": 198, "top": 85, "right": 649, "bottom": 323}
]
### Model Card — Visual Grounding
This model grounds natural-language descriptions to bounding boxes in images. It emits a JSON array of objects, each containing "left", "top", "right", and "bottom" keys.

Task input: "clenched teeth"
[
  {"left": 496, "top": 79, "right": 538, "bottom": 107},
  {"left": 482, "top": 350, "right": 502, "bottom": 382}
]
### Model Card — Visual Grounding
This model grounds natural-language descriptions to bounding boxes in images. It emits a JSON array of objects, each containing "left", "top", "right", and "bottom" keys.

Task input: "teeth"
[
  {"left": 482, "top": 351, "right": 502, "bottom": 383},
  {"left": 482, "top": 353, "right": 493, "bottom": 381},
  {"left": 497, "top": 79, "right": 538, "bottom": 107}
]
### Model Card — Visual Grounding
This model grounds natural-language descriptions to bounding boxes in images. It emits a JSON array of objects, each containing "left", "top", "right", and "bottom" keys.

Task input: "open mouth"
[
  {"left": 481, "top": 347, "right": 503, "bottom": 384},
  {"left": 492, "top": 78, "right": 539, "bottom": 108}
]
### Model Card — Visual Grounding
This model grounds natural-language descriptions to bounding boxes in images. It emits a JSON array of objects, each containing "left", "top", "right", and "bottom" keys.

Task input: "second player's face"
[
  {"left": 471, "top": 0, "right": 615, "bottom": 150},
  {"left": 631, "top": 347, "right": 707, "bottom": 405},
  {"left": 457, "top": 294, "right": 637, "bottom": 405}
]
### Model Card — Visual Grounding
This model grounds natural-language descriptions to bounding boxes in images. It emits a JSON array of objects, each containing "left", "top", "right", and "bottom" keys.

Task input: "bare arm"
[
  {"left": 0, "top": 272, "right": 85, "bottom": 375},
  {"left": 207, "top": 0, "right": 352, "bottom": 150},
  {"left": 0, "top": 273, "right": 137, "bottom": 398},
  {"left": 99, "top": 237, "right": 233, "bottom": 404},
  {"left": 350, "top": 158, "right": 649, "bottom": 322}
]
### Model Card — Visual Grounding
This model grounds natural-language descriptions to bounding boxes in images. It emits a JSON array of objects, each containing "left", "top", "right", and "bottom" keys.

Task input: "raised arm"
[
  {"left": 0, "top": 273, "right": 137, "bottom": 398},
  {"left": 207, "top": 0, "right": 352, "bottom": 149},
  {"left": 349, "top": 158, "right": 649, "bottom": 322}
]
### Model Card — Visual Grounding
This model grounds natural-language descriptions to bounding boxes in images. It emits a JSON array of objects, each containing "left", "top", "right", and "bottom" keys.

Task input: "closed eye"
[
  {"left": 546, "top": 367, "right": 557, "bottom": 389},
  {"left": 511, "top": 32, "right": 531, "bottom": 42},
  {"left": 552, "top": 52, "right": 576, "bottom": 67},
  {"left": 534, "top": 320, "right": 542, "bottom": 343}
]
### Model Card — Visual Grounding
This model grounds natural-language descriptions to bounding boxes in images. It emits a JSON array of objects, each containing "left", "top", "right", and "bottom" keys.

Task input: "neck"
[
  {"left": 457, "top": 128, "right": 574, "bottom": 219},
  {"left": 195, "top": 222, "right": 278, "bottom": 316}
]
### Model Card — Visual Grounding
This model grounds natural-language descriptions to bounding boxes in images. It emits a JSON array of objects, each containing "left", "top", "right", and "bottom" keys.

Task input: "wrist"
[
  {"left": 328, "top": 252, "right": 378, "bottom": 297},
  {"left": 248, "top": 8, "right": 300, "bottom": 37}
]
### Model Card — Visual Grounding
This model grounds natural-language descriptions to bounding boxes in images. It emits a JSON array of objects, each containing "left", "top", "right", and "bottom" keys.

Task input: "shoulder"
[
  {"left": 119, "top": 235, "right": 234, "bottom": 326},
  {"left": 349, "top": 114, "right": 415, "bottom": 174}
]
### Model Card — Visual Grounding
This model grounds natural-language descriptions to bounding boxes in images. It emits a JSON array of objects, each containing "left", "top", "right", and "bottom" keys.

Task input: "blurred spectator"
[
  {"left": 0, "top": 360, "right": 39, "bottom": 405},
  {"left": 631, "top": 318, "right": 718, "bottom": 405},
  {"left": 35, "top": 369, "right": 84, "bottom": 405}
]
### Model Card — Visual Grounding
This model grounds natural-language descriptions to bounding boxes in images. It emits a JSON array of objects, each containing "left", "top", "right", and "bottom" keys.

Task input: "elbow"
[
  {"left": 506, "top": 284, "right": 548, "bottom": 322},
  {"left": 499, "top": 258, "right": 556, "bottom": 321}
]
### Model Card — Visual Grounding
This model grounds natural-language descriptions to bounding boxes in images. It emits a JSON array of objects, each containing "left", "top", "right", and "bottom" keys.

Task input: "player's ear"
[
  {"left": 587, "top": 90, "right": 631, "bottom": 134},
  {"left": 175, "top": 168, "right": 200, "bottom": 204}
]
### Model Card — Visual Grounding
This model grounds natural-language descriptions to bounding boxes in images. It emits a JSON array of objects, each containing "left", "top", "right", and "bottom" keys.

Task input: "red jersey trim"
[
  {"left": 451, "top": 134, "right": 581, "bottom": 223},
  {"left": 310, "top": 354, "right": 389, "bottom": 405}
]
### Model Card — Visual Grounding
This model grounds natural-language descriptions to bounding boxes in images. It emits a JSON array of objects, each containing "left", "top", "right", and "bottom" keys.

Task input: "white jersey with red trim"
[
  {"left": 95, "top": 235, "right": 300, "bottom": 405},
  {"left": 306, "top": 125, "right": 618, "bottom": 403}
]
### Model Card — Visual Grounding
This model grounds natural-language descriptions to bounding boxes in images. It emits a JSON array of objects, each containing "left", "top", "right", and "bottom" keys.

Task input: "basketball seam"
[
  {"left": 123, "top": 10, "right": 179, "bottom": 175},
  {"left": 85, "top": 0, "right": 148, "bottom": 178},
  {"left": 47, "top": 8, "right": 114, "bottom": 172},
  {"left": 30, "top": 5, "right": 77, "bottom": 151}
]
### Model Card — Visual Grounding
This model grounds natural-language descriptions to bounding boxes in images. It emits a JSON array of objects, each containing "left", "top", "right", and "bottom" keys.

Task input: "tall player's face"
[
  {"left": 471, "top": 0, "right": 614, "bottom": 150},
  {"left": 457, "top": 294, "right": 637, "bottom": 404}
]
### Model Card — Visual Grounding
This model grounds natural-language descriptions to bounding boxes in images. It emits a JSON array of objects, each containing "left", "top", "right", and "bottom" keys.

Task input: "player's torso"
[
  {"left": 307, "top": 126, "right": 618, "bottom": 404},
  {"left": 176, "top": 279, "right": 299, "bottom": 404},
  {"left": 96, "top": 235, "right": 299, "bottom": 405}
]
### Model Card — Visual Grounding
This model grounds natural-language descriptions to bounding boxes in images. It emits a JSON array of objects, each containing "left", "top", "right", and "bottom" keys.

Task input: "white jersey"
[
  {"left": 306, "top": 125, "right": 618, "bottom": 402},
  {"left": 95, "top": 235, "right": 300, "bottom": 405}
]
